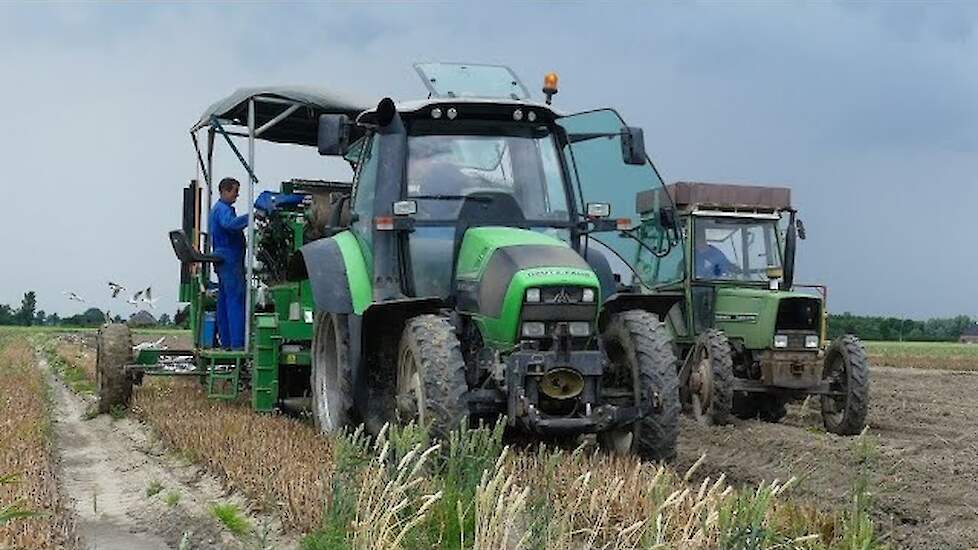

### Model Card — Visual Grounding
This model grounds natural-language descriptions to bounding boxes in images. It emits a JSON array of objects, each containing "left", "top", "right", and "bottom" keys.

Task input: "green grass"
[
  {"left": 210, "top": 502, "right": 252, "bottom": 538},
  {"left": 864, "top": 340, "right": 978, "bottom": 371},
  {"left": 164, "top": 491, "right": 181, "bottom": 507},
  {"left": 42, "top": 346, "right": 94, "bottom": 395},
  {"left": 145, "top": 480, "right": 164, "bottom": 498},
  {"left": 865, "top": 340, "right": 978, "bottom": 356}
]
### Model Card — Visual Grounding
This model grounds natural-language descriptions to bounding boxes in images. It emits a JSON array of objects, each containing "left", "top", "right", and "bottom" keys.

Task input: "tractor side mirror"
[
  {"left": 783, "top": 223, "right": 797, "bottom": 291},
  {"left": 621, "top": 126, "right": 646, "bottom": 165},
  {"left": 658, "top": 205, "right": 677, "bottom": 231},
  {"left": 796, "top": 218, "right": 807, "bottom": 240},
  {"left": 318, "top": 114, "right": 350, "bottom": 156}
]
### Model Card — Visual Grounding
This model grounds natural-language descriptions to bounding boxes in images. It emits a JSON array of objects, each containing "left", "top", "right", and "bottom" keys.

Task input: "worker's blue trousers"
[{"left": 215, "top": 254, "right": 246, "bottom": 349}]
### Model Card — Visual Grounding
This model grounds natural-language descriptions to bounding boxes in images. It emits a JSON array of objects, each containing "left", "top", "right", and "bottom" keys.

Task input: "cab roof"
[{"left": 637, "top": 181, "right": 793, "bottom": 215}]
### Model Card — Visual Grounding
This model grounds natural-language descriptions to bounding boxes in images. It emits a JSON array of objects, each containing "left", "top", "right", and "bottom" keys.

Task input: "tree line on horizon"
[
  {"left": 0, "top": 290, "right": 974, "bottom": 341},
  {"left": 0, "top": 291, "right": 175, "bottom": 328}
]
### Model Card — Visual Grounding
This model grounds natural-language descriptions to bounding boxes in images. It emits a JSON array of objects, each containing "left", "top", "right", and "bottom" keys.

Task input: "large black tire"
[
  {"left": 732, "top": 393, "right": 788, "bottom": 423},
  {"left": 311, "top": 312, "right": 353, "bottom": 434},
  {"left": 682, "top": 329, "right": 734, "bottom": 425},
  {"left": 821, "top": 335, "right": 870, "bottom": 435},
  {"left": 96, "top": 323, "right": 133, "bottom": 414},
  {"left": 599, "top": 310, "right": 681, "bottom": 462},
  {"left": 396, "top": 314, "right": 468, "bottom": 441}
]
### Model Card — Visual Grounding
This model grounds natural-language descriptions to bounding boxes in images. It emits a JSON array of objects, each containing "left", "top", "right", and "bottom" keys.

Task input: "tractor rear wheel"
[
  {"left": 821, "top": 335, "right": 870, "bottom": 435},
  {"left": 96, "top": 323, "right": 134, "bottom": 414},
  {"left": 681, "top": 329, "right": 734, "bottom": 425},
  {"left": 311, "top": 312, "right": 353, "bottom": 434},
  {"left": 599, "top": 310, "right": 680, "bottom": 462},
  {"left": 395, "top": 314, "right": 468, "bottom": 441}
]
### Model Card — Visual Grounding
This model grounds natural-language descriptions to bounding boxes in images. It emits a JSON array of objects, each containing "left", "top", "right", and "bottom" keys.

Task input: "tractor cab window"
[
  {"left": 635, "top": 218, "right": 684, "bottom": 287},
  {"left": 407, "top": 122, "right": 570, "bottom": 222},
  {"left": 405, "top": 122, "right": 571, "bottom": 298},
  {"left": 351, "top": 134, "right": 381, "bottom": 275},
  {"left": 559, "top": 109, "right": 683, "bottom": 288},
  {"left": 694, "top": 216, "right": 782, "bottom": 282}
]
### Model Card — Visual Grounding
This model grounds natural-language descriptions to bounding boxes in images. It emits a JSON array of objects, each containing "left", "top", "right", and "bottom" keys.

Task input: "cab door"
[{"left": 557, "top": 109, "right": 683, "bottom": 290}]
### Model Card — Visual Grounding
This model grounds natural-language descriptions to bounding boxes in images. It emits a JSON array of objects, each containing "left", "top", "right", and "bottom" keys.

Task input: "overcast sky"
[{"left": 1, "top": 2, "right": 975, "bottom": 320}]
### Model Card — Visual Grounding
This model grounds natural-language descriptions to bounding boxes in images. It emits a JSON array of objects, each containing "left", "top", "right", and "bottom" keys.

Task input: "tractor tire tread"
[
  {"left": 605, "top": 309, "right": 680, "bottom": 462},
  {"left": 311, "top": 312, "right": 353, "bottom": 433},
  {"left": 702, "top": 329, "right": 734, "bottom": 425},
  {"left": 402, "top": 314, "right": 468, "bottom": 441},
  {"left": 822, "top": 334, "right": 870, "bottom": 435}
]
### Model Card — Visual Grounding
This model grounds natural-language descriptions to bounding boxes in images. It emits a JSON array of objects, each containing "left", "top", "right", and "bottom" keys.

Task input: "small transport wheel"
[
  {"left": 681, "top": 329, "right": 734, "bottom": 425},
  {"left": 310, "top": 312, "right": 353, "bottom": 434},
  {"left": 821, "top": 335, "right": 870, "bottom": 435},
  {"left": 599, "top": 309, "right": 680, "bottom": 462},
  {"left": 396, "top": 314, "right": 468, "bottom": 441},
  {"left": 96, "top": 323, "right": 134, "bottom": 414}
]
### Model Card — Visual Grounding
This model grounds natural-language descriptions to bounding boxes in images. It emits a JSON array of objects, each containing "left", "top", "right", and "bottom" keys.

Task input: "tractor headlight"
[
  {"left": 774, "top": 334, "right": 788, "bottom": 349},
  {"left": 568, "top": 322, "right": 591, "bottom": 337},
  {"left": 525, "top": 288, "right": 541, "bottom": 303},
  {"left": 805, "top": 335, "right": 820, "bottom": 348},
  {"left": 581, "top": 288, "right": 595, "bottom": 303},
  {"left": 522, "top": 322, "right": 546, "bottom": 338}
]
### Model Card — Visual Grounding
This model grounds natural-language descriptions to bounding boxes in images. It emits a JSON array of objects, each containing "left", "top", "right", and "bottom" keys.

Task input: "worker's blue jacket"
[{"left": 209, "top": 200, "right": 248, "bottom": 261}]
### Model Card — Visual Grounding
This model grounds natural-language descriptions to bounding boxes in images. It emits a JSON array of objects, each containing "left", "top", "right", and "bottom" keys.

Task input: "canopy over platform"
[{"left": 192, "top": 86, "right": 373, "bottom": 146}]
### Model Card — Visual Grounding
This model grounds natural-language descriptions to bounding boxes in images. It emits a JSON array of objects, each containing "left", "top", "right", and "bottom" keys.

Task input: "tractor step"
[{"left": 200, "top": 350, "right": 247, "bottom": 400}]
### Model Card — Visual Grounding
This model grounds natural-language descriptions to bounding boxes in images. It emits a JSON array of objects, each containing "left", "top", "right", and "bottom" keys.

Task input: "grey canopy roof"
[{"left": 192, "top": 86, "right": 373, "bottom": 146}]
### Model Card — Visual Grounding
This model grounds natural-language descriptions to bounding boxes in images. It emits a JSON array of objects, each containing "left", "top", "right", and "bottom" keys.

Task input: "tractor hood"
[
  {"left": 455, "top": 227, "right": 599, "bottom": 346},
  {"left": 712, "top": 287, "right": 823, "bottom": 350}
]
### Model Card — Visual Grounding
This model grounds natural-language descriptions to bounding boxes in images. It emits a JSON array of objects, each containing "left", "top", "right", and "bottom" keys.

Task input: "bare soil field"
[{"left": 677, "top": 365, "right": 978, "bottom": 549}]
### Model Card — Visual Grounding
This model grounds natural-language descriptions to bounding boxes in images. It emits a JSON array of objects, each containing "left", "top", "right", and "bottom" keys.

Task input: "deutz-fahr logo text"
[{"left": 524, "top": 268, "right": 594, "bottom": 279}]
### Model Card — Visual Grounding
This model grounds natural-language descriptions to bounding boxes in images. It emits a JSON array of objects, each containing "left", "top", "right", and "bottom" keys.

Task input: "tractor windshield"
[
  {"left": 407, "top": 122, "right": 570, "bottom": 223},
  {"left": 405, "top": 121, "right": 571, "bottom": 298},
  {"left": 693, "top": 216, "right": 782, "bottom": 282}
]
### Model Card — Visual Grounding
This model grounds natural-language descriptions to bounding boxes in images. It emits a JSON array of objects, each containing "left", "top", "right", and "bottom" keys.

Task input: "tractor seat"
[{"left": 169, "top": 230, "right": 223, "bottom": 264}]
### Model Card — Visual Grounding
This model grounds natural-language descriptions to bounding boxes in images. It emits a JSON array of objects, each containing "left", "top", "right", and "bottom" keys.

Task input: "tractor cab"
[{"left": 633, "top": 182, "right": 869, "bottom": 435}]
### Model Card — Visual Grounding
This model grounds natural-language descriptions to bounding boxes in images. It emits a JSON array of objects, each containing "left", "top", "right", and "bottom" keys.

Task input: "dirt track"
[
  {"left": 676, "top": 366, "right": 978, "bottom": 550},
  {"left": 42, "top": 352, "right": 295, "bottom": 550}
]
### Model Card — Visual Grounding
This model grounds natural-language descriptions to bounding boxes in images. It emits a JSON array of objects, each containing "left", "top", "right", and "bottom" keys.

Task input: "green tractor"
[
  {"left": 633, "top": 182, "right": 869, "bottom": 434},
  {"left": 97, "top": 64, "right": 690, "bottom": 460}
]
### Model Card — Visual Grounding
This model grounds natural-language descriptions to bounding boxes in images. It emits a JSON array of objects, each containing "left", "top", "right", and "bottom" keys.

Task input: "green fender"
[{"left": 300, "top": 230, "right": 371, "bottom": 315}]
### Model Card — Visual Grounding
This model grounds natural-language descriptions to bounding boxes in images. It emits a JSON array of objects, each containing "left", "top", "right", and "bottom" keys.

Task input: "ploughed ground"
[{"left": 676, "top": 365, "right": 978, "bottom": 550}]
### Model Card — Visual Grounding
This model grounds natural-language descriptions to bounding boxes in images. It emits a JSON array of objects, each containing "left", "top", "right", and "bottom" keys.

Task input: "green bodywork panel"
[
  {"left": 712, "top": 287, "right": 805, "bottom": 349},
  {"left": 332, "top": 230, "right": 372, "bottom": 314},
  {"left": 455, "top": 227, "right": 599, "bottom": 347}
]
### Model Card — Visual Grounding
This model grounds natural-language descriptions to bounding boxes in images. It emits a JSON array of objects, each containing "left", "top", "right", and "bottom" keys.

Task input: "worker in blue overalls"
[{"left": 209, "top": 177, "right": 249, "bottom": 349}]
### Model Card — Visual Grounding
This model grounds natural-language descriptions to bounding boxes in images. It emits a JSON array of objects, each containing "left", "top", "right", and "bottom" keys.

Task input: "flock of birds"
[{"left": 61, "top": 282, "right": 162, "bottom": 316}]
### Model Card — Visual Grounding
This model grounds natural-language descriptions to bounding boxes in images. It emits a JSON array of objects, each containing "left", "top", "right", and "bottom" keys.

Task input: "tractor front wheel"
[
  {"left": 681, "top": 329, "right": 734, "bottom": 425},
  {"left": 311, "top": 312, "right": 353, "bottom": 434},
  {"left": 821, "top": 335, "right": 870, "bottom": 435},
  {"left": 395, "top": 314, "right": 468, "bottom": 441},
  {"left": 96, "top": 323, "right": 134, "bottom": 414},
  {"left": 599, "top": 310, "right": 680, "bottom": 462}
]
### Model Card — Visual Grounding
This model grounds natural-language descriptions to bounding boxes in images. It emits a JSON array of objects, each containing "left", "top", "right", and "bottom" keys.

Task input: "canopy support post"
[{"left": 244, "top": 98, "right": 256, "bottom": 351}]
